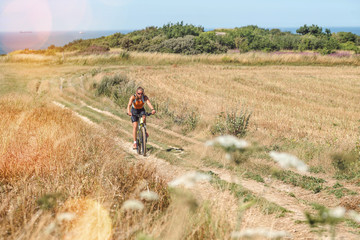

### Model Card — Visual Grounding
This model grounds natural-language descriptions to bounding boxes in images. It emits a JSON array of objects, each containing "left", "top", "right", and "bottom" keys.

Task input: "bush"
[
  {"left": 211, "top": 108, "right": 251, "bottom": 138},
  {"left": 153, "top": 35, "right": 199, "bottom": 54},
  {"left": 96, "top": 74, "right": 135, "bottom": 107},
  {"left": 161, "top": 21, "right": 204, "bottom": 39},
  {"left": 331, "top": 152, "right": 359, "bottom": 174},
  {"left": 340, "top": 41, "right": 360, "bottom": 53},
  {"left": 335, "top": 32, "right": 357, "bottom": 43}
]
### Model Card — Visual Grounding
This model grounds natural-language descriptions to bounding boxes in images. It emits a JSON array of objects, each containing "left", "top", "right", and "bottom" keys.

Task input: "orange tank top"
[{"left": 132, "top": 95, "right": 146, "bottom": 109}]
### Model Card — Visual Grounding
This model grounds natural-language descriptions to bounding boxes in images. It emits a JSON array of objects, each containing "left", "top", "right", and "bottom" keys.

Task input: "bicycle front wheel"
[{"left": 141, "top": 127, "right": 147, "bottom": 156}]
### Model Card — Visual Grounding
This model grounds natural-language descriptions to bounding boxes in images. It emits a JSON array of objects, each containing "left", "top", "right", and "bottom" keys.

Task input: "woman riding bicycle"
[{"left": 127, "top": 87, "right": 156, "bottom": 149}]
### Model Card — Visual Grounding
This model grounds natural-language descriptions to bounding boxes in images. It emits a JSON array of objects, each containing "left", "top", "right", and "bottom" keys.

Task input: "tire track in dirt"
[
  {"left": 52, "top": 100, "right": 359, "bottom": 239},
  {"left": 78, "top": 100, "right": 202, "bottom": 145},
  {"left": 52, "top": 101, "right": 241, "bottom": 225}
]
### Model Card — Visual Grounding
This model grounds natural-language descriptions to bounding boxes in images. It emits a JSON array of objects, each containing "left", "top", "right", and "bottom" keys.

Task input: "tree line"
[{"left": 60, "top": 22, "right": 360, "bottom": 55}]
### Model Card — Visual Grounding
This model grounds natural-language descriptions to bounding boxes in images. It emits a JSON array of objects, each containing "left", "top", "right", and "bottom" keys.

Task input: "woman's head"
[{"left": 136, "top": 87, "right": 144, "bottom": 98}]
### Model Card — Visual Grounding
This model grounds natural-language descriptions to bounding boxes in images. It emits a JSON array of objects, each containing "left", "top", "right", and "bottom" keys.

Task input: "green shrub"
[
  {"left": 340, "top": 41, "right": 360, "bottom": 53},
  {"left": 272, "top": 170, "right": 325, "bottom": 193},
  {"left": 96, "top": 74, "right": 135, "bottom": 108},
  {"left": 331, "top": 152, "right": 359, "bottom": 173},
  {"left": 161, "top": 21, "right": 204, "bottom": 39},
  {"left": 152, "top": 35, "right": 199, "bottom": 54},
  {"left": 211, "top": 108, "right": 251, "bottom": 138}
]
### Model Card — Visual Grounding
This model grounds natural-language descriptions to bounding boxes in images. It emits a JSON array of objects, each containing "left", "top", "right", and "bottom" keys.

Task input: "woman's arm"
[
  {"left": 145, "top": 96, "right": 156, "bottom": 114},
  {"left": 127, "top": 96, "right": 134, "bottom": 115}
]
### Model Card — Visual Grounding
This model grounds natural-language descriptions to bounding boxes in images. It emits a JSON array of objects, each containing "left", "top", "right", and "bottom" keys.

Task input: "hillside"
[{"left": 1, "top": 52, "right": 360, "bottom": 239}]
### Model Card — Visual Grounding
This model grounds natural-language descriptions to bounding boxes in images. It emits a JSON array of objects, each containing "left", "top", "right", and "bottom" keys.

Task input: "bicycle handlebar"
[{"left": 127, "top": 112, "right": 152, "bottom": 117}]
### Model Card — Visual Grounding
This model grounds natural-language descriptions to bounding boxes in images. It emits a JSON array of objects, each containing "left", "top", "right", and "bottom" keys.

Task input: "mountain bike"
[{"left": 133, "top": 112, "right": 151, "bottom": 156}]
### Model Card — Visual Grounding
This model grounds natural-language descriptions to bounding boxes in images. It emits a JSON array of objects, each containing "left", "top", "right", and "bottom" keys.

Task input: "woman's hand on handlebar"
[{"left": 151, "top": 109, "right": 156, "bottom": 115}]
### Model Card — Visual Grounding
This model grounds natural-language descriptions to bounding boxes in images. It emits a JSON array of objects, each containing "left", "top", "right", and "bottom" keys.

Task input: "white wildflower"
[
  {"left": 122, "top": 200, "right": 144, "bottom": 211},
  {"left": 328, "top": 206, "right": 346, "bottom": 219},
  {"left": 44, "top": 222, "right": 56, "bottom": 235},
  {"left": 140, "top": 191, "right": 159, "bottom": 201},
  {"left": 205, "top": 135, "right": 249, "bottom": 149},
  {"left": 168, "top": 171, "right": 211, "bottom": 188},
  {"left": 231, "top": 228, "right": 290, "bottom": 239},
  {"left": 269, "top": 151, "right": 308, "bottom": 172},
  {"left": 348, "top": 210, "right": 360, "bottom": 223},
  {"left": 56, "top": 212, "right": 76, "bottom": 222}
]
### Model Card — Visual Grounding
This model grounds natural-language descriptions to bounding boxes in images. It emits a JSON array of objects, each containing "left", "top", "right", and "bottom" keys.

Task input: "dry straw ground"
[{"left": 1, "top": 51, "right": 360, "bottom": 239}]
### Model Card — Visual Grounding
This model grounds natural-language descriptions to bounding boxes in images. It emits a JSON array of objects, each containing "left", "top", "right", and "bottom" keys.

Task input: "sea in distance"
[{"left": 1, "top": 27, "right": 360, "bottom": 55}]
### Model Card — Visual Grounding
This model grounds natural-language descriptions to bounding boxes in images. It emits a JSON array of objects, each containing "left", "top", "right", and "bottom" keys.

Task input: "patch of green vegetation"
[
  {"left": 201, "top": 157, "right": 225, "bottom": 169},
  {"left": 155, "top": 151, "right": 181, "bottom": 165},
  {"left": 37, "top": 193, "right": 64, "bottom": 210},
  {"left": 95, "top": 74, "right": 136, "bottom": 108},
  {"left": 309, "top": 166, "right": 325, "bottom": 174},
  {"left": 289, "top": 192, "right": 296, "bottom": 198},
  {"left": 305, "top": 203, "right": 346, "bottom": 239},
  {"left": 271, "top": 170, "right": 325, "bottom": 193},
  {"left": 346, "top": 219, "right": 360, "bottom": 231},
  {"left": 332, "top": 151, "right": 360, "bottom": 181},
  {"left": 244, "top": 172, "right": 265, "bottom": 183},
  {"left": 326, "top": 182, "right": 358, "bottom": 198},
  {"left": 210, "top": 108, "right": 251, "bottom": 138},
  {"left": 208, "top": 171, "right": 289, "bottom": 217},
  {"left": 152, "top": 100, "right": 200, "bottom": 134}
]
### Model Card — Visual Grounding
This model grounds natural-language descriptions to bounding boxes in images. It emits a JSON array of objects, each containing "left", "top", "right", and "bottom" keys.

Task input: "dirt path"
[{"left": 52, "top": 96, "right": 360, "bottom": 239}]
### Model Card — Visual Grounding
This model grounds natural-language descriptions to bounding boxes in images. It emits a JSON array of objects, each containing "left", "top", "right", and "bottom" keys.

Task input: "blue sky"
[{"left": 0, "top": 0, "right": 359, "bottom": 31}]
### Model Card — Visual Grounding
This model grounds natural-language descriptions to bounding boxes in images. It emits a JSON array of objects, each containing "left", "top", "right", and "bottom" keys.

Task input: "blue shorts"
[{"left": 131, "top": 108, "right": 146, "bottom": 123}]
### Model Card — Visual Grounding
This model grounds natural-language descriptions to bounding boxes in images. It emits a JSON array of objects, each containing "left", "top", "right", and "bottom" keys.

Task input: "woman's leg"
[{"left": 133, "top": 121, "right": 138, "bottom": 148}]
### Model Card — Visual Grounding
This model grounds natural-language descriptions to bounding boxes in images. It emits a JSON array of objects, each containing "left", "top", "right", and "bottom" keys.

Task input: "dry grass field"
[{"left": 1, "top": 51, "right": 360, "bottom": 239}]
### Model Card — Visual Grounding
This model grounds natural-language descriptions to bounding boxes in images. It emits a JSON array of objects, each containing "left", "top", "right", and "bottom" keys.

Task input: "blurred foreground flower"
[
  {"left": 140, "top": 191, "right": 159, "bottom": 201},
  {"left": 122, "top": 200, "right": 144, "bottom": 211},
  {"left": 206, "top": 135, "right": 249, "bottom": 150},
  {"left": 231, "top": 228, "right": 290, "bottom": 239},
  {"left": 269, "top": 151, "right": 308, "bottom": 172},
  {"left": 328, "top": 206, "right": 346, "bottom": 219},
  {"left": 348, "top": 210, "right": 360, "bottom": 223},
  {"left": 56, "top": 212, "right": 76, "bottom": 222},
  {"left": 168, "top": 171, "right": 211, "bottom": 188}
]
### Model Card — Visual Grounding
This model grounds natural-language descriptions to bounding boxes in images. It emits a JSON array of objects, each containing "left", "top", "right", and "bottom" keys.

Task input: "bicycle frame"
[{"left": 133, "top": 112, "right": 151, "bottom": 155}]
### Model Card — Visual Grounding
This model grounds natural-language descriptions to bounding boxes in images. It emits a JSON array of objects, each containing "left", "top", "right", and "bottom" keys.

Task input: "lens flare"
[
  {"left": 61, "top": 198, "right": 112, "bottom": 240},
  {"left": 0, "top": 0, "right": 52, "bottom": 52}
]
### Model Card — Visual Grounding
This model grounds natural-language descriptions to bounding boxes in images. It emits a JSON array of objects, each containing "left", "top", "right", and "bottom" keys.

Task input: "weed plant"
[
  {"left": 211, "top": 108, "right": 251, "bottom": 138},
  {"left": 332, "top": 152, "right": 360, "bottom": 180},
  {"left": 95, "top": 74, "right": 136, "bottom": 108}
]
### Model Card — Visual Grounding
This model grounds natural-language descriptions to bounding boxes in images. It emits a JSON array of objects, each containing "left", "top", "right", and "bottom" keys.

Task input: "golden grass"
[
  {"left": 0, "top": 95, "right": 173, "bottom": 239},
  {"left": 0, "top": 93, "right": 233, "bottom": 239},
  {"left": 1, "top": 52, "right": 360, "bottom": 238},
  {"left": 123, "top": 64, "right": 360, "bottom": 164},
  {"left": 2, "top": 50, "right": 360, "bottom": 66}
]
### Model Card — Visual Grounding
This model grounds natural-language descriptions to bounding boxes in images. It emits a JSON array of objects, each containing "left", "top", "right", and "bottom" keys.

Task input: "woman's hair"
[{"left": 136, "top": 87, "right": 144, "bottom": 93}]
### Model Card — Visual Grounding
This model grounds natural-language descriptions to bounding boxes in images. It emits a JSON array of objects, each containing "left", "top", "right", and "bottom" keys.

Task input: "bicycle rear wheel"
[
  {"left": 141, "top": 127, "right": 147, "bottom": 156},
  {"left": 136, "top": 131, "right": 141, "bottom": 155}
]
